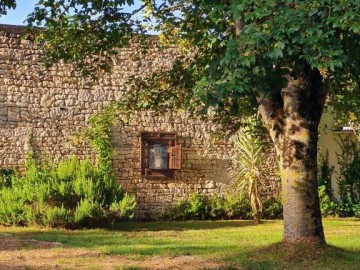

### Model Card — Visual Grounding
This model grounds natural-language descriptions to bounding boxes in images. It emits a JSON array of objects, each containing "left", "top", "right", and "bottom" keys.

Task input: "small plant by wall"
[
  {"left": 337, "top": 136, "right": 360, "bottom": 204},
  {"left": 318, "top": 150, "right": 335, "bottom": 200},
  {"left": 0, "top": 168, "right": 14, "bottom": 189},
  {"left": 316, "top": 138, "right": 360, "bottom": 218},
  {"left": 162, "top": 192, "right": 283, "bottom": 221}
]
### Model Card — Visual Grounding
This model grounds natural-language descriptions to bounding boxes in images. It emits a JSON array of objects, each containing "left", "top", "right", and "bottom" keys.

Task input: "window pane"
[{"left": 148, "top": 144, "right": 168, "bottom": 169}]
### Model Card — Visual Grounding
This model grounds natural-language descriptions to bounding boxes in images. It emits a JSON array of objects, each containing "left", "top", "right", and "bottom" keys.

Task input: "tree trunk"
[{"left": 258, "top": 68, "right": 326, "bottom": 244}]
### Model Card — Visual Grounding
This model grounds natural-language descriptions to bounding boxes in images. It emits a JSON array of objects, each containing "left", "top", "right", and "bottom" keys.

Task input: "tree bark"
[{"left": 258, "top": 68, "right": 326, "bottom": 244}]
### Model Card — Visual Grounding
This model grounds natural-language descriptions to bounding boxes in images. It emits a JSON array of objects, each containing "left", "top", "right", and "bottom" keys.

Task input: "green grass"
[{"left": 1, "top": 219, "right": 360, "bottom": 270}]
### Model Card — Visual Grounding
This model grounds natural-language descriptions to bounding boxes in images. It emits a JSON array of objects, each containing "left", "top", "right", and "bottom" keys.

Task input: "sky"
[
  {"left": 0, "top": 0, "right": 143, "bottom": 26},
  {"left": 0, "top": 0, "right": 38, "bottom": 25}
]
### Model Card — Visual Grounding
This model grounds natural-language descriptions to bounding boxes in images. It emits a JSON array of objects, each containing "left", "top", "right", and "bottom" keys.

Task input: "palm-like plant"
[{"left": 230, "top": 125, "right": 266, "bottom": 223}]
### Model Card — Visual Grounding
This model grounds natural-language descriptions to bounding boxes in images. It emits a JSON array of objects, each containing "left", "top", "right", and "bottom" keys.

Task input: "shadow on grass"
[
  {"left": 226, "top": 242, "right": 360, "bottom": 270},
  {"left": 108, "top": 220, "right": 261, "bottom": 231},
  {"left": 0, "top": 221, "right": 270, "bottom": 258},
  {"left": 2, "top": 220, "right": 359, "bottom": 270},
  {"left": 1, "top": 234, "right": 359, "bottom": 270},
  {"left": 0, "top": 264, "right": 23, "bottom": 270}
]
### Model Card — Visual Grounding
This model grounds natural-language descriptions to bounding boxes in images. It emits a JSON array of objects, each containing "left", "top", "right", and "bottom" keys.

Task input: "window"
[{"left": 140, "top": 132, "right": 182, "bottom": 177}]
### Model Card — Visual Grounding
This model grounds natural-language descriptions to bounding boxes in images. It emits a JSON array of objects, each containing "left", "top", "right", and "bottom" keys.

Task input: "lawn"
[{"left": 0, "top": 219, "right": 359, "bottom": 270}]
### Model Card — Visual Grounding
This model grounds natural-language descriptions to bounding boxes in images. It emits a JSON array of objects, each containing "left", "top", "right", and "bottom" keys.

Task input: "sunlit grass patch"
[{"left": 0, "top": 219, "right": 359, "bottom": 269}]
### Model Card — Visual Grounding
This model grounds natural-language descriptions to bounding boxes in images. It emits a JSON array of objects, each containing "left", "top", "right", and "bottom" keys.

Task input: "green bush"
[
  {"left": 0, "top": 168, "right": 15, "bottom": 188},
  {"left": 110, "top": 193, "right": 137, "bottom": 220},
  {"left": 42, "top": 205, "right": 69, "bottom": 227},
  {"left": 262, "top": 197, "right": 283, "bottom": 219},
  {"left": 337, "top": 137, "right": 360, "bottom": 205},
  {"left": 164, "top": 193, "right": 284, "bottom": 221},
  {"left": 0, "top": 156, "right": 136, "bottom": 228},
  {"left": 74, "top": 198, "right": 103, "bottom": 226},
  {"left": 187, "top": 193, "right": 209, "bottom": 220},
  {"left": 165, "top": 199, "right": 191, "bottom": 220},
  {"left": 0, "top": 187, "right": 28, "bottom": 226},
  {"left": 353, "top": 204, "right": 360, "bottom": 218},
  {"left": 223, "top": 193, "right": 252, "bottom": 219},
  {"left": 164, "top": 193, "right": 254, "bottom": 221},
  {"left": 319, "top": 185, "right": 339, "bottom": 217},
  {"left": 317, "top": 185, "right": 360, "bottom": 218},
  {"left": 208, "top": 195, "right": 226, "bottom": 218},
  {"left": 165, "top": 193, "right": 208, "bottom": 220}
]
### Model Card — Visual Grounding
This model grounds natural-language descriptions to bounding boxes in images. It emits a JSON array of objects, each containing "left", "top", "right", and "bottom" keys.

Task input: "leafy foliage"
[
  {"left": 318, "top": 150, "right": 335, "bottom": 200},
  {"left": 164, "top": 193, "right": 251, "bottom": 221},
  {"left": 337, "top": 136, "right": 360, "bottom": 204},
  {"left": 262, "top": 197, "right": 283, "bottom": 220},
  {"left": 163, "top": 192, "right": 283, "bottom": 221},
  {"left": 318, "top": 185, "right": 339, "bottom": 217},
  {"left": 0, "top": 0, "right": 16, "bottom": 16},
  {"left": 0, "top": 156, "right": 136, "bottom": 228},
  {"left": 0, "top": 168, "right": 15, "bottom": 189},
  {"left": 317, "top": 146, "right": 360, "bottom": 218},
  {"left": 110, "top": 193, "right": 137, "bottom": 220},
  {"left": 318, "top": 185, "right": 360, "bottom": 218},
  {"left": 0, "top": 106, "right": 136, "bottom": 228},
  {"left": 26, "top": 0, "right": 149, "bottom": 77}
]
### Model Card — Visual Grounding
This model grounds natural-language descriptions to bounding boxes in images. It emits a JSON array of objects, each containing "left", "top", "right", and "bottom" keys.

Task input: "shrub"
[
  {"left": 163, "top": 193, "right": 284, "bottom": 221},
  {"left": 110, "top": 193, "right": 137, "bottom": 220},
  {"left": 187, "top": 193, "right": 209, "bottom": 220},
  {"left": 42, "top": 205, "right": 69, "bottom": 227},
  {"left": 223, "top": 193, "right": 252, "bottom": 219},
  {"left": 0, "top": 156, "right": 136, "bottom": 228},
  {"left": 337, "top": 137, "right": 360, "bottom": 204},
  {"left": 317, "top": 185, "right": 360, "bottom": 218},
  {"left": 318, "top": 185, "right": 338, "bottom": 217},
  {"left": 0, "top": 168, "right": 15, "bottom": 188},
  {"left": 0, "top": 187, "right": 28, "bottom": 226},
  {"left": 335, "top": 203, "right": 355, "bottom": 217},
  {"left": 165, "top": 199, "right": 191, "bottom": 220},
  {"left": 74, "top": 198, "right": 103, "bottom": 226},
  {"left": 353, "top": 204, "right": 360, "bottom": 218},
  {"left": 164, "top": 193, "right": 253, "bottom": 221},
  {"left": 262, "top": 197, "right": 283, "bottom": 219},
  {"left": 208, "top": 195, "right": 226, "bottom": 218}
]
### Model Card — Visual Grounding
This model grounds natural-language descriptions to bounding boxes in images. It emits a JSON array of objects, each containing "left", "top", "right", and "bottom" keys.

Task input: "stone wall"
[{"left": 0, "top": 24, "right": 240, "bottom": 218}]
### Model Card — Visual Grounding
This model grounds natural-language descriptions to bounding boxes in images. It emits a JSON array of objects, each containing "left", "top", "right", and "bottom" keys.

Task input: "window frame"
[{"left": 140, "top": 131, "right": 181, "bottom": 178}]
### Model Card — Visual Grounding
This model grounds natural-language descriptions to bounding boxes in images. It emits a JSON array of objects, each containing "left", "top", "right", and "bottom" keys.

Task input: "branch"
[
  {"left": 255, "top": 90, "right": 276, "bottom": 128},
  {"left": 235, "top": 19, "right": 244, "bottom": 37}
]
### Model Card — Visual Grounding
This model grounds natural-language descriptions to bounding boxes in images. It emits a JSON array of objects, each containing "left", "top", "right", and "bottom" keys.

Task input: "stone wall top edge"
[
  {"left": 0, "top": 24, "right": 35, "bottom": 34},
  {"left": 0, "top": 24, "right": 175, "bottom": 48},
  {"left": 0, "top": 23, "right": 160, "bottom": 40}
]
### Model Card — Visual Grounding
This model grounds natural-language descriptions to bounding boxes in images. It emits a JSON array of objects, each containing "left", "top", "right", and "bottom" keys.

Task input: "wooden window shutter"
[
  {"left": 140, "top": 142, "right": 148, "bottom": 175},
  {"left": 169, "top": 144, "right": 182, "bottom": 169}
]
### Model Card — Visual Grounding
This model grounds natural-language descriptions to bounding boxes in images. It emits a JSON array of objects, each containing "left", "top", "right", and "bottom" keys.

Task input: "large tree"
[{"left": 2, "top": 1, "right": 360, "bottom": 244}]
